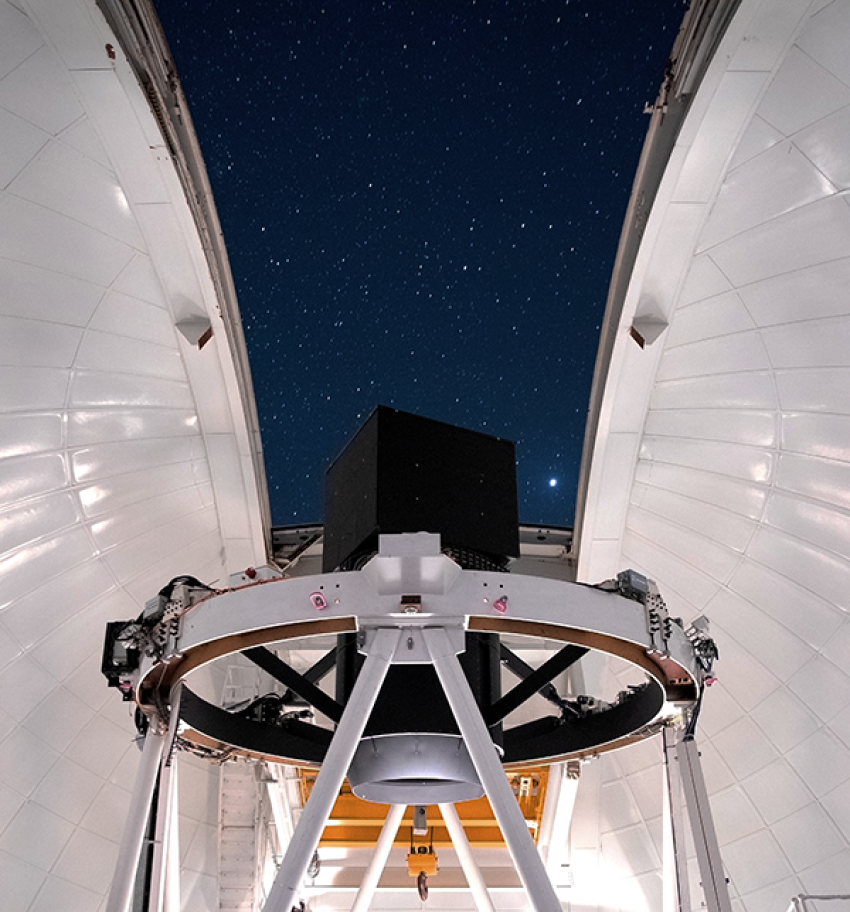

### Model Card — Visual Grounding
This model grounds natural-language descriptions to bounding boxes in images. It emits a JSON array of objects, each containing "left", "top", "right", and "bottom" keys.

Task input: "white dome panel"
[
  {"left": 796, "top": 106, "right": 850, "bottom": 188},
  {"left": 727, "top": 115, "right": 784, "bottom": 172},
  {"left": 579, "top": 1, "right": 850, "bottom": 905},
  {"left": 758, "top": 45, "right": 850, "bottom": 135},
  {"left": 655, "top": 330, "right": 772, "bottom": 381},
  {"left": 75, "top": 330, "right": 185, "bottom": 379},
  {"left": 708, "top": 196, "right": 850, "bottom": 284},
  {"left": 633, "top": 483, "right": 759, "bottom": 551},
  {"left": 776, "top": 369, "right": 850, "bottom": 415},
  {"left": 0, "top": 197, "right": 133, "bottom": 285},
  {"left": 764, "top": 315, "right": 850, "bottom": 368},
  {"left": 786, "top": 728, "right": 850, "bottom": 798},
  {"left": 638, "top": 460, "right": 769, "bottom": 520},
  {"left": 740, "top": 757, "right": 811, "bottom": 825},
  {"left": 796, "top": 0, "right": 850, "bottom": 83},
  {"left": 66, "top": 408, "right": 200, "bottom": 448},
  {"left": 706, "top": 589, "right": 814, "bottom": 677},
  {"left": 10, "top": 139, "right": 146, "bottom": 248},
  {"left": 70, "top": 436, "right": 197, "bottom": 480},
  {"left": 0, "top": 316, "right": 82, "bottom": 367},
  {"left": 0, "top": 258, "right": 102, "bottom": 324},
  {"left": 699, "top": 140, "right": 834, "bottom": 251},
  {"left": 645, "top": 407, "right": 776, "bottom": 447},
  {"left": 0, "top": 2, "right": 42, "bottom": 78},
  {"left": 0, "top": 45, "right": 85, "bottom": 133},
  {"left": 1, "top": 452, "right": 66, "bottom": 503},
  {"left": 2, "top": 561, "right": 116, "bottom": 649},
  {"left": 651, "top": 369, "right": 777, "bottom": 410},
  {"left": 0, "top": 0, "right": 267, "bottom": 906},
  {"left": 69, "top": 371, "right": 194, "bottom": 410},
  {"left": 729, "top": 559, "right": 843, "bottom": 650},
  {"left": 0, "top": 108, "right": 49, "bottom": 189},
  {"left": 88, "top": 291, "right": 177, "bottom": 346},
  {"left": 663, "top": 291, "right": 756, "bottom": 348}
]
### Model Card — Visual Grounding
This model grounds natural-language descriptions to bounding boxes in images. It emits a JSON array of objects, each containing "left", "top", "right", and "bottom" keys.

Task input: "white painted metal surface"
[
  {"left": 349, "top": 804, "right": 406, "bottom": 912},
  {"left": 677, "top": 734, "right": 734, "bottom": 912},
  {"left": 105, "top": 727, "right": 165, "bottom": 912},
  {"left": 263, "top": 628, "right": 399, "bottom": 912},
  {"left": 3, "top": 0, "right": 850, "bottom": 909},
  {"left": 662, "top": 728, "right": 690, "bottom": 912},
  {"left": 425, "top": 626, "right": 561, "bottom": 912},
  {"left": 577, "top": 0, "right": 850, "bottom": 907},
  {"left": 0, "top": 0, "right": 268, "bottom": 909},
  {"left": 438, "top": 803, "right": 497, "bottom": 912},
  {"left": 148, "top": 752, "right": 178, "bottom": 912},
  {"left": 164, "top": 764, "right": 181, "bottom": 912},
  {"left": 539, "top": 761, "right": 580, "bottom": 889}
]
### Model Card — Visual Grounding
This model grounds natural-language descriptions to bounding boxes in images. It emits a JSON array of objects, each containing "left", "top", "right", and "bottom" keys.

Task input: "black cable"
[
  {"left": 157, "top": 575, "right": 215, "bottom": 599},
  {"left": 683, "top": 687, "right": 704, "bottom": 742}
]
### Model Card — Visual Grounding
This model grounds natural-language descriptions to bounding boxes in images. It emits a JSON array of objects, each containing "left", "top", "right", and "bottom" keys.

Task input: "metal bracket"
[
  {"left": 357, "top": 617, "right": 466, "bottom": 663},
  {"left": 645, "top": 581, "right": 672, "bottom": 657}
]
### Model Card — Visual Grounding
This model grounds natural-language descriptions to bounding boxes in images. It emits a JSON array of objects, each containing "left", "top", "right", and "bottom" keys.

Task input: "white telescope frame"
[{"left": 107, "top": 533, "right": 716, "bottom": 912}]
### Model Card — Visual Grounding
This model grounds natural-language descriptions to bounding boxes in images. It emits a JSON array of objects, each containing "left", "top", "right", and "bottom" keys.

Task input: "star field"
[{"left": 153, "top": 0, "right": 685, "bottom": 526}]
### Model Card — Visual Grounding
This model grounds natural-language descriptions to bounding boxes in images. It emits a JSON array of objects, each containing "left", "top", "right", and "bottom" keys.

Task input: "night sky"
[{"left": 152, "top": 0, "right": 685, "bottom": 527}]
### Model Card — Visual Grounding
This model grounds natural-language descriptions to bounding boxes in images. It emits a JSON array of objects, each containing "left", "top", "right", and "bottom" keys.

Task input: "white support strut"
[
  {"left": 105, "top": 536, "right": 712, "bottom": 912},
  {"left": 350, "top": 804, "right": 407, "bottom": 912},
  {"left": 439, "top": 803, "right": 497, "bottom": 912},
  {"left": 148, "top": 684, "right": 183, "bottom": 912},
  {"left": 662, "top": 727, "right": 690, "bottom": 912},
  {"left": 147, "top": 753, "right": 176, "bottom": 912},
  {"left": 164, "top": 760, "right": 181, "bottom": 912},
  {"left": 424, "top": 626, "right": 562, "bottom": 912},
  {"left": 677, "top": 733, "right": 733, "bottom": 912},
  {"left": 105, "top": 725, "right": 166, "bottom": 912},
  {"left": 263, "top": 627, "right": 400, "bottom": 912}
]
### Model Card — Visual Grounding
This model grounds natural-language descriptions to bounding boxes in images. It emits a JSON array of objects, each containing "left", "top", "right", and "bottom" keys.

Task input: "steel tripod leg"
[
  {"left": 148, "top": 684, "right": 183, "bottom": 912},
  {"left": 350, "top": 804, "right": 406, "bottom": 912},
  {"left": 147, "top": 754, "right": 176, "bottom": 912},
  {"left": 263, "top": 628, "right": 400, "bottom": 911},
  {"left": 663, "top": 727, "right": 690, "bottom": 912},
  {"left": 105, "top": 726, "right": 166, "bottom": 912},
  {"left": 677, "top": 734, "right": 732, "bottom": 912},
  {"left": 423, "top": 626, "right": 561, "bottom": 912},
  {"left": 439, "top": 803, "right": 496, "bottom": 912},
  {"left": 164, "top": 759, "right": 181, "bottom": 912}
]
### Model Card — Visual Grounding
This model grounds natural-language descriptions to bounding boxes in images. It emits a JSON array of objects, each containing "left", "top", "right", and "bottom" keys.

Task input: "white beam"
[
  {"left": 677, "top": 733, "right": 732, "bottom": 912},
  {"left": 536, "top": 761, "right": 564, "bottom": 866},
  {"left": 542, "top": 763, "right": 580, "bottom": 887},
  {"left": 438, "top": 803, "right": 496, "bottom": 912},
  {"left": 350, "top": 804, "right": 406, "bottom": 912},
  {"left": 663, "top": 727, "right": 690, "bottom": 912},
  {"left": 424, "top": 626, "right": 561, "bottom": 912},
  {"left": 148, "top": 756, "right": 176, "bottom": 912},
  {"left": 265, "top": 763, "right": 295, "bottom": 856},
  {"left": 264, "top": 628, "right": 400, "bottom": 911},
  {"left": 164, "top": 759, "right": 181, "bottom": 912},
  {"left": 105, "top": 725, "right": 166, "bottom": 912}
]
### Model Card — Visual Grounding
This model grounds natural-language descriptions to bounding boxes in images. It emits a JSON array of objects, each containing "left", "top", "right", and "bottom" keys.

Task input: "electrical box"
[
  {"left": 407, "top": 846, "right": 439, "bottom": 877},
  {"left": 323, "top": 406, "right": 519, "bottom": 571}
]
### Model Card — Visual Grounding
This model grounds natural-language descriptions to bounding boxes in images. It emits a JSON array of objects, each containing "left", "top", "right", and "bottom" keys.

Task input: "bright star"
[{"left": 549, "top": 478, "right": 557, "bottom": 487}]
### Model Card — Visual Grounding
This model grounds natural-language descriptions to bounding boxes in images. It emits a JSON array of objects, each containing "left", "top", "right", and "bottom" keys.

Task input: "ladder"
[{"left": 219, "top": 761, "right": 260, "bottom": 911}]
